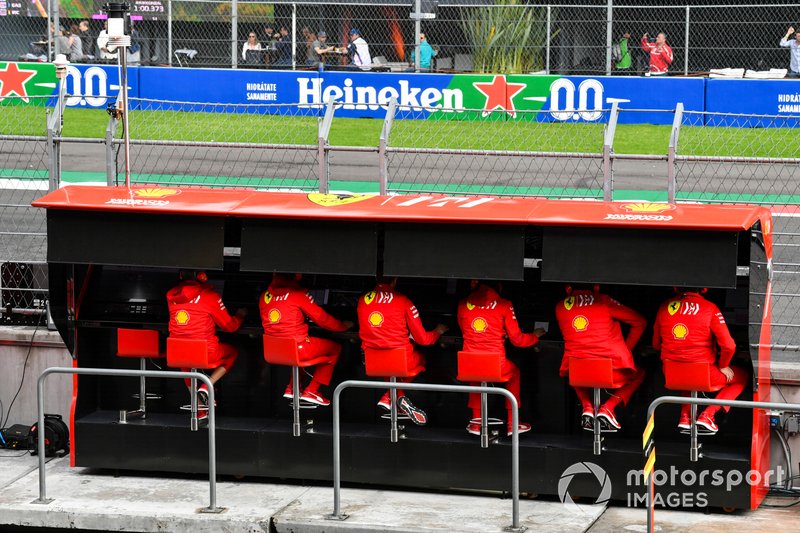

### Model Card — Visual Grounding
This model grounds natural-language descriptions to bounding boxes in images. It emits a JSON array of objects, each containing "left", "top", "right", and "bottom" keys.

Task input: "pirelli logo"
[{"left": 643, "top": 413, "right": 656, "bottom": 477}]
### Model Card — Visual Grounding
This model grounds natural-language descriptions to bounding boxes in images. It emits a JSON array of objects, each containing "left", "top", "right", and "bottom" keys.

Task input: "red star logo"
[
  {"left": 473, "top": 76, "right": 526, "bottom": 118},
  {"left": 0, "top": 63, "right": 38, "bottom": 102}
]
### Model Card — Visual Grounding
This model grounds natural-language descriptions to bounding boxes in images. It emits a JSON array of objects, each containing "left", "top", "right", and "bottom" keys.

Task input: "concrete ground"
[{"left": 1, "top": 449, "right": 798, "bottom": 533}]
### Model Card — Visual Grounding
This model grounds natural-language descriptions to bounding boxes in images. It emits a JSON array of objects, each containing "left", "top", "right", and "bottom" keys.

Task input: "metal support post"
[
  {"left": 292, "top": 366, "right": 301, "bottom": 437},
  {"left": 318, "top": 97, "right": 336, "bottom": 193},
  {"left": 545, "top": 6, "right": 551, "bottom": 74},
  {"left": 605, "top": 0, "right": 613, "bottom": 76},
  {"left": 231, "top": 0, "right": 238, "bottom": 68},
  {"left": 189, "top": 371, "right": 198, "bottom": 432},
  {"left": 689, "top": 391, "right": 699, "bottom": 462},
  {"left": 34, "top": 367, "right": 224, "bottom": 513},
  {"left": 167, "top": 0, "right": 172, "bottom": 66},
  {"left": 389, "top": 377, "right": 399, "bottom": 443},
  {"left": 684, "top": 6, "right": 690, "bottom": 76},
  {"left": 602, "top": 101, "right": 619, "bottom": 201},
  {"left": 329, "top": 381, "right": 524, "bottom": 532},
  {"left": 378, "top": 98, "right": 397, "bottom": 195},
  {"left": 105, "top": 115, "right": 118, "bottom": 185},
  {"left": 593, "top": 387, "right": 602, "bottom": 455},
  {"left": 414, "top": 0, "right": 421, "bottom": 72},
  {"left": 291, "top": 3, "right": 296, "bottom": 70},
  {"left": 667, "top": 102, "right": 683, "bottom": 203},
  {"left": 480, "top": 382, "right": 488, "bottom": 449}
]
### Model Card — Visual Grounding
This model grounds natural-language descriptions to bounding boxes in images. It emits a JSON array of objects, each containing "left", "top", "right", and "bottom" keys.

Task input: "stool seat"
[
  {"left": 457, "top": 351, "right": 509, "bottom": 383},
  {"left": 568, "top": 358, "right": 625, "bottom": 389},
  {"left": 167, "top": 338, "right": 213, "bottom": 369},
  {"left": 117, "top": 328, "right": 162, "bottom": 358},
  {"left": 663, "top": 360, "right": 720, "bottom": 393},
  {"left": 364, "top": 347, "right": 423, "bottom": 378},
  {"left": 263, "top": 336, "right": 330, "bottom": 367}
]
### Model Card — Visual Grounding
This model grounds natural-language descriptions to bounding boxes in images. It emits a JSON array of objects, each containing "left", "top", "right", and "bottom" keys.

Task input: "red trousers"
[
  {"left": 573, "top": 366, "right": 646, "bottom": 412},
  {"left": 467, "top": 357, "right": 521, "bottom": 415},
  {"left": 679, "top": 365, "right": 748, "bottom": 418},
  {"left": 183, "top": 342, "right": 238, "bottom": 388},
  {"left": 380, "top": 349, "right": 426, "bottom": 399},
  {"left": 289, "top": 337, "right": 341, "bottom": 388}
]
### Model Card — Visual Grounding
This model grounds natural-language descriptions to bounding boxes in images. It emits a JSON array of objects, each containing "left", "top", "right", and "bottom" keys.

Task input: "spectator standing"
[
  {"left": 97, "top": 20, "right": 118, "bottom": 61},
  {"left": 275, "top": 26, "right": 293, "bottom": 67},
  {"left": 78, "top": 20, "right": 95, "bottom": 59},
  {"left": 780, "top": 26, "right": 800, "bottom": 78},
  {"left": 615, "top": 32, "right": 632, "bottom": 72},
  {"left": 641, "top": 32, "right": 672, "bottom": 75},
  {"left": 347, "top": 28, "right": 371, "bottom": 70},
  {"left": 305, "top": 29, "right": 319, "bottom": 65},
  {"left": 410, "top": 32, "right": 437, "bottom": 70},
  {"left": 67, "top": 24, "right": 84, "bottom": 62},
  {"left": 242, "top": 31, "right": 262, "bottom": 63}
]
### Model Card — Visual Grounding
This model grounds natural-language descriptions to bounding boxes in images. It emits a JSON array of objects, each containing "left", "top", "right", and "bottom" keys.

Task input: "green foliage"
[{"left": 460, "top": 1, "right": 554, "bottom": 74}]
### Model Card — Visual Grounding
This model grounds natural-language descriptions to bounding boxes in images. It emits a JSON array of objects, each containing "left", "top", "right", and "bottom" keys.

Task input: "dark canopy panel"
[
  {"left": 240, "top": 219, "right": 378, "bottom": 275},
  {"left": 47, "top": 210, "right": 224, "bottom": 269},
  {"left": 384, "top": 223, "right": 525, "bottom": 280},
  {"left": 541, "top": 227, "right": 739, "bottom": 288}
]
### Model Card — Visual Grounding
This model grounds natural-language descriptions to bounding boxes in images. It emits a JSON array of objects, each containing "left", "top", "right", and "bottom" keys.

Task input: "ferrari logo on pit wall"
[
  {"left": 572, "top": 315, "right": 589, "bottom": 331},
  {"left": 268, "top": 309, "right": 281, "bottom": 323},
  {"left": 564, "top": 296, "right": 575, "bottom": 311},
  {"left": 175, "top": 310, "right": 190, "bottom": 325},
  {"left": 307, "top": 193, "right": 372, "bottom": 207},
  {"left": 471, "top": 317, "right": 488, "bottom": 333},
  {"left": 621, "top": 203, "right": 676, "bottom": 214},
  {"left": 368, "top": 311, "right": 384, "bottom": 327},
  {"left": 672, "top": 323, "right": 689, "bottom": 340},
  {"left": 132, "top": 187, "right": 181, "bottom": 199},
  {"left": 668, "top": 301, "right": 681, "bottom": 316},
  {"left": 364, "top": 291, "right": 376, "bottom": 305}
]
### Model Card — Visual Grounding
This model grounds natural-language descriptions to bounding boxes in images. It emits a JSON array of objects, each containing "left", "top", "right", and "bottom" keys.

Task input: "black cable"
[
  {"left": 0, "top": 304, "right": 45, "bottom": 431},
  {"left": 0, "top": 450, "right": 31, "bottom": 459}
]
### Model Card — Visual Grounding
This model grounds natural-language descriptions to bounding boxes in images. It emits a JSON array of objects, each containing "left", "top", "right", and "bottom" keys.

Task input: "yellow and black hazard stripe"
[{"left": 643, "top": 413, "right": 656, "bottom": 477}]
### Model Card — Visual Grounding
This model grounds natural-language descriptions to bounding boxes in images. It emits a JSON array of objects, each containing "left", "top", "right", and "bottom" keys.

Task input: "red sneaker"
[
  {"left": 696, "top": 413, "right": 719, "bottom": 434},
  {"left": 283, "top": 383, "right": 294, "bottom": 400},
  {"left": 581, "top": 408, "right": 594, "bottom": 431},
  {"left": 300, "top": 389, "right": 331, "bottom": 407},
  {"left": 398, "top": 396, "right": 427, "bottom": 425},
  {"left": 466, "top": 422, "right": 482, "bottom": 435},
  {"left": 597, "top": 406, "right": 621, "bottom": 430},
  {"left": 507, "top": 422, "right": 532, "bottom": 436},
  {"left": 377, "top": 394, "right": 392, "bottom": 412},
  {"left": 678, "top": 412, "right": 691, "bottom": 431}
]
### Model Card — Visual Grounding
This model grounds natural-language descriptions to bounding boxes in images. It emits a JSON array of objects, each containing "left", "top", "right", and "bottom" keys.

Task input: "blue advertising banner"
[
  {"left": 63, "top": 64, "right": 139, "bottom": 109},
  {"left": 706, "top": 79, "right": 800, "bottom": 126}
]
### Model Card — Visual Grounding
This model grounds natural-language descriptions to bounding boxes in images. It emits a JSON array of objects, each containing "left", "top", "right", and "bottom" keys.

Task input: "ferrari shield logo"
[
  {"left": 263, "top": 291, "right": 273, "bottom": 304},
  {"left": 667, "top": 300, "right": 680, "bottom": 316},
  {"left": 564, "top": 296, "right": 575, "bottom": 311},
  {"left": 364, "top": 291, "right": 376, "bottom": 305},
  {"left": 308, "top": 193, "right": 372, "bottom": 207}
]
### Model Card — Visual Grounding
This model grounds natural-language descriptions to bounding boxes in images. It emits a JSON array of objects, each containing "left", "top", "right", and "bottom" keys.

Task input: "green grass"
[{"left": 1, "top": 105, "right": 797, "bottom": 157}]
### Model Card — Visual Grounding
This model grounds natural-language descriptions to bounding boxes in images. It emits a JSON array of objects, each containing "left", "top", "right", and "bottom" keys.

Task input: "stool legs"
[
  {"left": 390, "top": 377, "right": 399, "bottom": 443},
  {"left": 480, "top": 382, "right": 489, "bottom": 449},
  {"left": 190, "top": 369, "right": 199, "bottom": 432},
  {"left": 689, "top": 390, "right": 700, "bottom": 462},
  {"left": 292, "top": 366, "right": 301, "bottom": 437},
  {"left": 593, "top": 387, "right": 602, "bottom": 456},
  {"left": 138, "top": 358, "right": 147, "bottom": 415}
]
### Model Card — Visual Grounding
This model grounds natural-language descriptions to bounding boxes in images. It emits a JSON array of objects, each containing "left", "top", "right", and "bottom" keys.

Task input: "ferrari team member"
[
  {"left": 457, "top": 281, "right": 546, "bottom": 436},
  {"left": 555, "top": 285, "right": 647, "bottom": 431},
  {"left": 260, "top": 273, "right": 353, "bottom": 406},
  {"left": 357, "top": 276, "right": 448, "bottom": 425},
  {"left": 167, "top": 271, "right": 247, "bottom": 414},
  {"left": 653, "top": 289, "right": 748, "bottom": 434}
]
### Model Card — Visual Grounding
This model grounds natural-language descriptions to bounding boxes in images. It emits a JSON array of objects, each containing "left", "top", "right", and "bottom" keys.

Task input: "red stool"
[
  {"left": 663, "top": 360, "right": 720, "bottom": 461},
  {"left": 568, "top": 358, "right": 626, "bottom": 455},
  {"left": 166, "top": 337, "right": 213, "bottom": 431},
  {"left": 263, "top": 335, "right": 328, "bottom": 437},
  {"left": 364, "top": 347, "right": 423, "bottom": 442},
  {"left": 457, "top": 351, "right": 508, "bottom": 448},
  {"left": 116, "top": 328, "right": 162, "bottom": 422}
]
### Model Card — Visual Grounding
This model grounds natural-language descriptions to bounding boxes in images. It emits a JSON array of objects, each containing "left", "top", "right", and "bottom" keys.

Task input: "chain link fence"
[
  {"left": 3, "top": 3, "right": 800, "bottom": 74},
  {"left": 0, "top": 96, "right": 52, "bottom": 323},
  {"left": 114, "top": 98, "right": 322, "bottom": 188}
]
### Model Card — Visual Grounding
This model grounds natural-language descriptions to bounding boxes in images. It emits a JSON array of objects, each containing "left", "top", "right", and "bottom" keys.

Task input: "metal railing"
[
  {"left": 327, "top": 380, "right": 525, "bottom": 532},
  {"left": 643, "top": 396, "right": 800, "bottom": 533},
  {"left": 33, "top": 367, "right": 224, "bottom": 514}
]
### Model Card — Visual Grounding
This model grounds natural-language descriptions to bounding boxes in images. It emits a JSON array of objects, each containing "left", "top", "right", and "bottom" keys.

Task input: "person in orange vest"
[
  {"left": 555, "top": 284, "right": 646, "bottom": 431},
  {"left": 260, "top": 273, "right": 353, "bottom": 406},
  {"left": 653, "top": 288, "right": 748, "bottom": 434},
  {"left": 167, "top": 271, "right": 247, "bottom": 417},
  {"left": 357, "top": 276, "right": 448, "bottom": 425},
  {"left": 457, "top": 280, "right": 546, "bottom": 436}
]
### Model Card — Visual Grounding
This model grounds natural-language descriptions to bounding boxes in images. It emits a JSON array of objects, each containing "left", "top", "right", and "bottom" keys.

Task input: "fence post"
[
  {"left": 605, "top": 0, "right": 613, "bottom": 76},
  {"left": 231, "top": 0, "right": 238, "bottom": 68},
  {"left": 291, "top": 3, "right": 297, "bottom": 70},
  {"left": 378, "top": 98, "right": 397, "bottom": 195},
  {"left": 545, "top": 6, "right": 551, "bottom": 74},
  {"left": 105, "top": 115, "right": 118, "bottom": 186},
  {"left": 46, "top": 78, "right": 65, "bottom": 193},
  {"left": 667, "top": 102, "right": 683, "bottom": 203},
  {"left": 167, "top": 0, "right": 173, "bottom": 67},
  {"left": 602, "top": 101, "right": 619, "bottom": 201},
  {"left": 318, "top": 97, "right": 337, "bottom": 193},
  {"left": 684, "top": 6, "right": 690, "bottom": 76}
]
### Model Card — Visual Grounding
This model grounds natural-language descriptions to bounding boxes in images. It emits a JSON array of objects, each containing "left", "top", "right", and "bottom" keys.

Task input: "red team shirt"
[
  {"left": 167, "top": 280, "right": 244, "bottom": 356},
  {"left": 259, "top": 281, "right": 348, "bottom": 341},
  {"left": 652, "top": 292, "right": 736, "bottom": 368},
  {"left": 641, "top": 38, "right": 673, "bottom": 74},
  {"left": 457, "top": 285, "right": 539, "bottom": 353},
  {"left": 357, "top": 283, "right": 442, "bottom": 350},
  {"left": 555, "top": 290, "right": 646, "bottom": 375}
]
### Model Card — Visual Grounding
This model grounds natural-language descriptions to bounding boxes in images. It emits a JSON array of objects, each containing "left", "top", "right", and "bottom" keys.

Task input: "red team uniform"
[
  {"left": 167, "top": 278, "right": 244, "bottom": 400},
  {"left": 641, "top": 36, "right": 673, "bottom": 74},
  {"left": 653, "top": 290, "right": 748, "bottom": 433},
  {"left": 357, "top": 280, "right": 445, "bottom": 424},
  {"left": 457, "top": 283, "right": 543, "bottom": 435},
  {"left": 555, "top": 288, "right": 647, "bottom": 430},
  {"left": 260, "top": 274, "right": 349, "bottom": 405}
]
